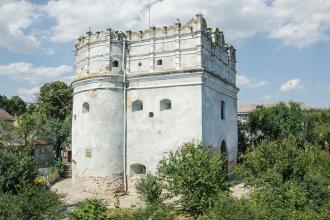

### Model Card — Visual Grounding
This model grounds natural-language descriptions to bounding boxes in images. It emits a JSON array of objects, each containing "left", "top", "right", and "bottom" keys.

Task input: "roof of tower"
[{"left": 74, "top": 14, "right": 234, "bottom": 50}]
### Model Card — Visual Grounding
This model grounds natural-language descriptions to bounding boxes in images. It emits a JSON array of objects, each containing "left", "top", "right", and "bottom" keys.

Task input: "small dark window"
[
  {"left": 132, "top": 100, "right": 143, "bottom": 112},
  {"left": 85, "top": 149, "right": 92, "bottom": 158},
  {"left": 138, "top": 62, "right": 142, "bottom": 67},
  {"left": 112, "top": 60, "right": 119, "bottom": 67},
  {"left": 82, "top": 102, "right": 89, "bottom": 113},
  {"left": 149, "top": 112, "right": 154, "bottom": 117},
  {"left": 74, "top": 114, "right": 76, "bottom": 120},
  {"left": 130, "top": 163, "right": 146, "bottom": 176},
  {"left": 157, "top": 59, "right": 162, "bottom": 65},
  {"left": 221, "top": 101, "right": 225, "bottom": 119},
  {"left": 160, "top": 99, "right": 171, "bottom": 111}
]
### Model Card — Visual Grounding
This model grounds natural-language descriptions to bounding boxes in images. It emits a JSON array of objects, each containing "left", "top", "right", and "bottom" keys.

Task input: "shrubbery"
[
  {"left": 69, "top": 199, "right": 109, "bottom": 220},
  {"left": 0, "top": 149, "right": 37, "bottom": 194},
  {"left": 158, "top": 142, "right": 228, "bottom": 216},
  {"left": 135, "top": 174, "right": 165, "bottom": 207},
  {"left": 0, "top": 148, "right": 61, "bottom": 219}
]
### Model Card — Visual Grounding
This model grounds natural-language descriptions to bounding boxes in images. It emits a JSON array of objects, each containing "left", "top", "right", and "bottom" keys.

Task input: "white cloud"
[
  {"left": 261, "top": 93, "right": 279, "bottom": 102},
  {"left": 0, "top": 0, "right": 52, "bottom": 54},
  {"left": 280, "top": 79, "right": 304, "bottom": 92},
  {"left": 237, "top": 74, "right": 267, "bottom": 88},
  {"left": 43, "top": 0, "right": 330, "bottom": 48},
  {"left": 17, "top": 86, "right": 40, "bottom": 102},
  {"left": 0, "top": 62, "right": 72, "bottom": 83}
]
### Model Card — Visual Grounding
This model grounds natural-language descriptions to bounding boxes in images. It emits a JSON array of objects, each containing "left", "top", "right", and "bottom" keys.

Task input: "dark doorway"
[{"left": 220, "top": 140, "right": 228, "bottom": 174}]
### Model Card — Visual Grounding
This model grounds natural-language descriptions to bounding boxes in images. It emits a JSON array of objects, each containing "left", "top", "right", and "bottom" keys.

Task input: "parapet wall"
[{"left": 73, "top": 14, "right": 237, "bottom": 86}]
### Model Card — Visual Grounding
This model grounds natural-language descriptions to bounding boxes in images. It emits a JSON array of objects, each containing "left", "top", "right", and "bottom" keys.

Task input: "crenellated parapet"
[{"left": 73, "top": 14, "right": 237, "bottom": 86}]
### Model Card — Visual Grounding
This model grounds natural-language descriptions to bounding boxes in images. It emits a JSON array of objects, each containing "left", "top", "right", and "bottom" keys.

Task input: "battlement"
[
  {"left": 74, "top": 14, "right": 237, "bottom": 86},
  {"left": 75, "top": 14, "right": 229, "bottom": 49}
]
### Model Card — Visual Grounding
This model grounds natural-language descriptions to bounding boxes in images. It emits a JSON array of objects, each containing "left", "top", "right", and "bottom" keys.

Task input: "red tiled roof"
[{"left": 0, "top": 108, "right": 15, "bottom": 122}]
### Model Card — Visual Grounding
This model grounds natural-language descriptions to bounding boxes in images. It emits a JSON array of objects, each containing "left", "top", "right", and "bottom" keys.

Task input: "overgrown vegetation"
[
  {"left": 0, "top": 148, "right": 61, "bottom": 219},
  {"left": 158, "top": 142, "right": 228, "bottom": 216},
  {"left": 136, "top": 174, "right": 165, "bottom": 207},
  {"left": 69, "top": 199, "right": 109, "bottom": 220}
]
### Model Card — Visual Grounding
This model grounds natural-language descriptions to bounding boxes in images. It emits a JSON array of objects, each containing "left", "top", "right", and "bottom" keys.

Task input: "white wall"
[
  {"left": 202, "top": 74, "right": 238, "bottom": 167},
  {"left": 72, "top": 76, "right": 124, "bottom": 194},
  {"left": 126, "top": 73, "right": 203, "bottom": 173}
]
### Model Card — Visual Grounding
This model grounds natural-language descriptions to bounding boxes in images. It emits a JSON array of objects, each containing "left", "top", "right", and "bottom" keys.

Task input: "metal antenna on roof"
[{"left": 148, "top": 0, "right": 150, "bottom": 28}]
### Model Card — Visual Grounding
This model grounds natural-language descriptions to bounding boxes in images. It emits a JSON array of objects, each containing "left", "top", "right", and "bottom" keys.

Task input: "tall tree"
[
  {"left": 38, "top": 81, "right": 73, "bottom": 121},
  {"left": 7, "top": 96, "right": 26, "bottom": 116},
  {"left": 246, "top": 102, "right": 304, "bottom": 145},
  {"left": 0, "top": 95, "right": 9, "bottom": 110},
  {"left": 304, "top": 109, "right": 330, "bottom": 151}
]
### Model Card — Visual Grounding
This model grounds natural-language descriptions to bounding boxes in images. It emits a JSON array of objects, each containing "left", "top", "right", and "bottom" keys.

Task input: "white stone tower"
[
  {"left": 72, "top": 14, "right": 239, "bottom": 195},
  {"left": 72, "top": 30, "right": 126, "bottom": 194}
]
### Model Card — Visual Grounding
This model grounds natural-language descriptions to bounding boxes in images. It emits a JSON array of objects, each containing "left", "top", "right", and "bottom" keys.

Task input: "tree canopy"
[
  {"left": 0, "top": 95, "right": 26, "bottom": 116},
  {"left": 38, "top": 81, "right": 73, "bottom": 120}
]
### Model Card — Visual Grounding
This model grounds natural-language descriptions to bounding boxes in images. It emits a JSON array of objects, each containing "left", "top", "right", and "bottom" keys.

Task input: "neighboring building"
[
  {"left": 0, "top": 108, "right": 16, "bottom": 124},
  {"left": 238, "top": 102, "right": 313, "bottom": 123},
  {"left": 34, "top": 139, "right": 54, "bottom": 168},
  {"left": 72, "top": 14, "right": 239, "bottom": 195}
]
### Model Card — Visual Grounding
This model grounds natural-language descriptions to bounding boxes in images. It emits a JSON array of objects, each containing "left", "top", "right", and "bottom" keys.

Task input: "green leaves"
[
  {"left": 135, "top": 174, "right": 165, "bottom": 207},
  {"left": 247, "top": 102, "right": 304, "bottom": 144},
  {"left": 0, "top": 150, "right": 37, "bottom": 194},
  {"left": 236, "top": 139, "right": 330, "bottom": 218},
  {"left": 69, "top": 199, "right": 109, "bottom": 220},
  {"left": 38, "top": 81, "right": 73, "bottom": 121},
  {"left": 158, "top": 142, "right": 228, "bottom": 216}
]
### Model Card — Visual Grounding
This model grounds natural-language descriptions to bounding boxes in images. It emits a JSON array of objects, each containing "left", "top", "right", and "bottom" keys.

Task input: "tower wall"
[{"left": 71, "top": 76, "right": 124, "bottom": 194}]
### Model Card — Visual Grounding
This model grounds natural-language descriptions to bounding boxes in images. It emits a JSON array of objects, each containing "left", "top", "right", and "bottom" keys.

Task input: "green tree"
[
  {"left": 136, "top": 174, "right": 165, "bottom": 207},
  {"left": 158, "top": 142, "right": 228, "bottom": 216},
  {"left": 236, "top": 139, "right": 330, "bottom": 218},
  {"left": 304, "top": 108, "right": 330, "bottom": 151},
  {"left": 0, "top": 95, "right": 9, "bottom": 110},
  {"left": 0, "top": 120, "right": 18, "bottom": 150},
  {"left": 17, "top": 111, "right": 44, "bottom": 146},
  {"left": 7, "top": 96, "right": 26, "bottom": 116},
  {"left": 38, "top": 81, "right": 72, "bottom": 121},
  {"left": 40, "top": 115, "right": 72, "bottom": 157},
  {"left": 247, "top": 102, "right": 304, "bottom": 145},
  {"left": 0, "top": 185, "right": 61, "bottom": 220},
  {"left": 0, "top": 149, "right": 37, "bottom": 194}
]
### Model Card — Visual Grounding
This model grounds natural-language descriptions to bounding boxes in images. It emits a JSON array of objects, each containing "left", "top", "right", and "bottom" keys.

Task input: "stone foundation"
[{"left": 73, "top": 175, "right": 124, "bottom": 195}]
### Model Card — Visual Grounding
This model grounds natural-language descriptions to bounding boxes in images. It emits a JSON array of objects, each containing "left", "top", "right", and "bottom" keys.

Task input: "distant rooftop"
[
  {"left": 0, "top": 108, "right": 15, "bottom": 122},
  {"left": 238, "top": 102, "right": 313, "bottom": 114}
]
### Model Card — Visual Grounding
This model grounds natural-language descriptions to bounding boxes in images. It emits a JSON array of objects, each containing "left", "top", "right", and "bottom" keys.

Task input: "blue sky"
[{"left": 0, "top": 0, "right": 329, "bottom": 107}]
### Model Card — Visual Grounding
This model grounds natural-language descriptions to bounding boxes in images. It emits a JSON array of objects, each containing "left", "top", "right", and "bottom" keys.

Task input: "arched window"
[
  {"left": 112, "top": 60, "right": 119, "bottom": 67},
  {"left": 132, "top": 100, "right": 143, "bottom": 112},
  {"left": 221, "top": 100, "right": 225, "bottom": 119},
  {"left": 160, "top": 99, "right": 171, "bottom": 111},
  {"left": 82, "top": 102, "right": 89, "bottom": 113},
  {"left": 157, "top": 59, "right": 162, "bottom": 65},
  {"left": 130, "top": 163, "right": 146, "bottom": 176}
]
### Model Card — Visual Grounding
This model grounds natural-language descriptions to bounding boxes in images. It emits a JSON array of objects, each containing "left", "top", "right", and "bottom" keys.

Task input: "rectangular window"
[{"left": 85, "top": 149, "right": 92, "bottom": 158}]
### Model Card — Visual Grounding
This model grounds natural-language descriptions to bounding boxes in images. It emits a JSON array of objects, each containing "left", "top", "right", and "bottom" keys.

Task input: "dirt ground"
[
  {"left": 51, "top": 177, "right": 251, "bottom": 212},
  {"left": 51, "top": 178, "right": 142, "bottom": 212}
]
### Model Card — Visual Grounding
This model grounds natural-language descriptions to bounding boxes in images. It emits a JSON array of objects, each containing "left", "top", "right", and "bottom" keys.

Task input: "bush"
[
  {"left": 0, "top": 185, "right": 61, "bottom": 220},
  {"left": 236, "top": 139, "right": 330, "bottom": 218},
  {"left": 201, "top": 194, "right": 257, "bottom": 220},
  {"left": 53, "top": 157, "right": 67, "bottom": 177},
  {"left": 158, "top": 142, "right": 228, "bottom": 216},
  {"left": 135, "top": 174, "right": 165, "bottom": 207},
  {"left": 108, "top": 206, "right": 176, "bottom": 220},
  {"left": 69, "top": 199, "right": 109, "bottom": 220},
  {"left": 0, "top": 149, "right": 37, "bottom": 194},
  {"left": 46, "top": 167, "right": 60, "bottom": 184}
]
